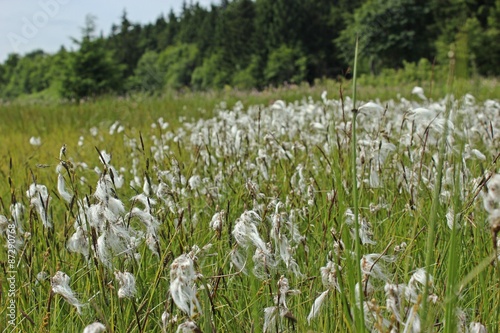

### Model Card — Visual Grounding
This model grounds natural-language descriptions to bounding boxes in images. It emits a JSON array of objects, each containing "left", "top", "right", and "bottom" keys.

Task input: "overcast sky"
[{"left": 0, "top": 0, "right": 215, "bottom": 62}]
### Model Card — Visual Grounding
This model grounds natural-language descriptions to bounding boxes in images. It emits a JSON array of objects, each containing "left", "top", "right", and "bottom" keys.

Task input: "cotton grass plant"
[{"left": 1, "top": 62, "right": 499, "bottom": 332}]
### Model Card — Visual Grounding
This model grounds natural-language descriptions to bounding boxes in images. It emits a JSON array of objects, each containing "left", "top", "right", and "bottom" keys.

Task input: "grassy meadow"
[{"left": 0, "top": 78, "right": 499, "bottom": 332}]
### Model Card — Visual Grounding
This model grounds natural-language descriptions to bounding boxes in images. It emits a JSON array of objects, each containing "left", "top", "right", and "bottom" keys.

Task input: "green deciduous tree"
[
  {"left": 129, "top": 50, "right": 164, "bottom": 92},
  {"left": 337, "top": 0, "right": 436, "bottom": 73},
  {"left": 232, "top": 55, "right": 261, "bottom": 89},
  {"left": 157, "top": 43, "right": 199, "bottom": 89},
  {"left": 264, "top": 44, "right": 307, "bottom": 86},
  {"left": 191, "top": 52, "right": 232, "bottom": 90},
  {"left": 1, "top": 50, "right": 54, "bottom": 98}
]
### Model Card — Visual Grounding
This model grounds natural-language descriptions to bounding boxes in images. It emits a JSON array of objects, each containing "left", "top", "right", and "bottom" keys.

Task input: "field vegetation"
[{"left": 1, "top": 71, "right": 499, "bottom": 332}]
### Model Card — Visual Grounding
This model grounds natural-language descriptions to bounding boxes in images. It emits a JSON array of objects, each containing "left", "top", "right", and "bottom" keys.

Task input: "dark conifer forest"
[{"left": 0, "top": 0, "right": 498, "bottom": 99}]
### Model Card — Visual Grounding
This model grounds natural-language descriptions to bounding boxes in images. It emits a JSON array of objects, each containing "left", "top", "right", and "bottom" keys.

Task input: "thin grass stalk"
[
  {"left": 350, "top": 36, "right": 366, "bottom": 332},
  {"left": 330, "top": 150, "right": 355, "bottom": 330},
  {"left": 421, "top": 50, "right": 455, "bottom": 329},
  {"left": 443, "top": 160, "right": 463, "bottom": 333},
  {"left": 141, "top": 229, "right": 179, "bottom": 329},
  {"left": 495, "top": 255, "right": 500, "bottom": 333}
]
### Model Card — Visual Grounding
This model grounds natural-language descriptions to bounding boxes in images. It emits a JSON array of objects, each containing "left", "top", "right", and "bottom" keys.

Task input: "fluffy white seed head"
[
  {"left": 115, "top": 271, "right": 137, "bottom": 299},
  {"left": 83, "top": 322, "right": 106, "bottom": 333},
  {"left": 469, "top": 322, "right": 487, "bottom": 333},
  {"left": 169, "top": 254, "right": 201, "bottom": 316},
  {"left": 483, "top": 174, "right": 500, "bottom": 222},
  {"left": 361, "top": 253, "right": 396, "bottom": 281},
  {"left": 263, "top": 306, "right": 277, "bottom": 333},
  {"left": 29, "top": 136, "right": 42, "bottom": 146},
  {"left": 26, "top": 183, "right": 52, "bottom": 228},
  {"left": 67, "top": 226, "right": 89, "bottom": 257},
  {"left": 175, "top": 320, "right": 201, "bottom": 333},
  {"left": 320, "top": 261, "right": 341, "bottom": 291},
  {"left": 209, "top": 210, "right": 224, "bottom": 235},
  {"left": 57, "top": 173, "right": 73, "bottom": 203},
  {"left": 51, "top": 271, "right": 83, "bottom": 314},
  {"left": 307, "top": 290, "right": 329, "bottom": 323}
]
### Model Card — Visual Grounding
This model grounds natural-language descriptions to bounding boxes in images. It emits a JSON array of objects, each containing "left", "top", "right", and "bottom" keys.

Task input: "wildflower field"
[{"left": 0, "top": 81, "right": 499, "bottom": 332}]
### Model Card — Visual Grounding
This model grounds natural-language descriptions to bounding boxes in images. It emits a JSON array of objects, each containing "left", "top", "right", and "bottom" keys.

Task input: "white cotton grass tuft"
[
  {"left": 463, "top": 144, "right": 486, "bottom": 161},
  {"left": 126, "top": 207, "right": 160, "bottom": 235},
  {"left": 361, "top": 253, "right": 397, "bottom": 282},
  {"left": 275, "top": 276, "right": 300, "bottom": 308},
  {"left": 26, "top": 183, "right": 52, "bottom": 228},
  {"left": 446, "top": 208, "right": 461, "bottom": 230},
  {"left": 1, "top": 216, "right": 25, "bottom": 249},
  {"left": 359, "top": 218, "right": 376, "bottom": 245},
  {"left": 29, "top": 136, "right": 42, "bottom": 146},
  {"left": 482, "top": 173, "right": 500, "bottom": 219},
  {"left": 0, "top": 215, "right": 10, "bottom": 235},
  {"left": 232, "top": 210, "right": 267, "bottom": 252},
  {"left": 57, "top": 173, "right": 73, "bottom": 203},
  {"left": 468, "top": 322, "right": 487, "bottom": 333},
  {"left": 271, "top": 99, "right": 286, "bottom": 110},
  {"left": 209, "top": 208, "right": 225, "bottom": 236},
  {"left": 358, "top": 101, "right": 384, "bottom": 114},
  {"left": 67, "top": 226, "right": 89, "bottom": 257},
  {"left": 263, "top": 306, "right": 278, "bottom": 333},
  {"left": 406, "top": 268, "right": 437, "bottom": 304},
  {"left": 10, "top": 202, "right": 25, "bottom": 227},
  {"left": 95, "top": 232, "right": 118, "bottom": 269},
  {"left": 175, "top": 320, "right": 202, "bottom": 333},
  {"left": 407, "top": 107, "right": 436, "bottom": 121},
  {"left": 482, "top": 173, "right": 500, "bottom": 260},
  {"left": 146, "top": 232, "right": 160, "bottom": 257},
  {"left": 109, "top": 121, "right": 124, "bottom": 135},
  {"left": 90, "top": 126, "right": 98, "bottom": 136},
  {"left": 411, "top": 86, "right": 427, "bottom": 101},
  {"left": 345, "top": 210, "right": 376, "bottom": 245},
  {"left": 307, "top": 290, "right": 329, "bottom": 323},
  {"left": 36, "top": 271, "right": 49, "bottom": 284},
  {"left": 188, "top": 175, "right": 201, "bottom": 191},
  {"left": 114, "top": 271, "right": 137, "bottom": 299},
  {"left": 94, "top": 175, "right": 125, "bottom": 216},
  {"left": 252, "top": 247, "right": 276, "bottom": 280},
  {"left": 320, "top": 260, "right": 341, "bottom": 291},
  {"left": 83, "top": 322, "right": 106, "bottom": 333},
  {"left": 384, "top": 283, "right": 404, "bottom": 324},
  {"left": 51, "top": 271, "right": 83, "bottom": 314},
  {"left": 169, "top": 253, "right": 202, "bottom": 317},
  {"left": 161, "top": 311, "right": 170, "bottom": 331},
  {"left": 409, "top": 268, "right": 433, "bottom": 290},
  {"left": 268, "top": 204, "right": 304, "bottom": 277},
  {"left": 229, "top": 247, "right": 247, "bottom": 274},
  {"left": 263, "top": 276, "right": 298, "bottom": 332},
  {"left": 131, "top": 193, "right": 156, "bottom": 212},
  {"left": 403, "top": 304, "right": 421, "bottom": 333}
]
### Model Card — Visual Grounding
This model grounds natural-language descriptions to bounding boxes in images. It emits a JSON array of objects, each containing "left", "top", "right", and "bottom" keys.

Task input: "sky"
[{"left": 0, "top": 0, "right": 215, "bottom": 63}]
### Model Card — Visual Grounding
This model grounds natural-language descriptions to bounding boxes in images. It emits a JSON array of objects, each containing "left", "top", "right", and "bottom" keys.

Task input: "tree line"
[{"left": 0, "top": 0, "right": 498, "bottom": 100}]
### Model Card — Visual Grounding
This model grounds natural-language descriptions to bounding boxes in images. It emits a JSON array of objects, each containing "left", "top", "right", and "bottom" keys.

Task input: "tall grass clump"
[{"left": 345, "top": 36, "right": 367, "bottom": 332}]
